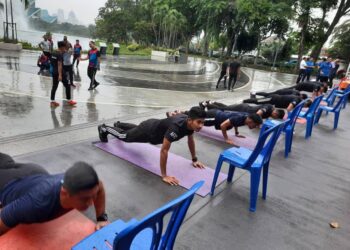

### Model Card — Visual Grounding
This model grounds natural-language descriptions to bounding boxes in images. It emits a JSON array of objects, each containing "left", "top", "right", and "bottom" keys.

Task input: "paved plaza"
[{"left": 1, "top": 50, "right": 349, "bottom": 250}]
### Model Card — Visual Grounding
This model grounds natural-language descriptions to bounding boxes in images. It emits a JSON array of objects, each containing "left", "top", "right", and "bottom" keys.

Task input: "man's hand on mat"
[
  {"left": 162, "top": 176, "right": 179, "bottom": 186},
  {"left": 192, "top": 161, "right": 205, "bottom": 169},
  {"left": 95, "top": 221, "right": 109, "bottom": 231},
  {"left": 235, "top": 134, "right": 245, "bottom": 138}
]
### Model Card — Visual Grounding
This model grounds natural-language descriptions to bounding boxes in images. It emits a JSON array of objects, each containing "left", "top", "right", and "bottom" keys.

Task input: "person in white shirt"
[
  {"left": 296, "top": 57, "right": 307, "bottom": 83},
  {"left": 39, "top": 35, "right": 51, "bottom": 57}
]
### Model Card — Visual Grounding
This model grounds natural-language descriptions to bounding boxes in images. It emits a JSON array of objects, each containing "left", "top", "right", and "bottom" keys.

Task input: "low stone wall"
[
  {"left": 151, "top": 50, "right": 168, "bottom": 61},
  {"left": 0, "top": 43, "right": 23, "bottom": 51}
]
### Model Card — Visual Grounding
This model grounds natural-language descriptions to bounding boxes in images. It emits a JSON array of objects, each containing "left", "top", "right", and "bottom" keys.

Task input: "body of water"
[{"left": 13, "top": 29, "right": 92, "bottom": 50}]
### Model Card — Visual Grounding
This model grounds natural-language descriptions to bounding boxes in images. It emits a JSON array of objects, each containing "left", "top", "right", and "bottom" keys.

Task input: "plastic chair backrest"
[
  {"left": 244, "top": 120, "right": 287, "bottom": 168},
  {"left": 304, "top": 95, "right": 323, "bottom": 116},
  {"left": 286, "top": 100, "right": 306, "bottom": 131},
  {"left": 113, "top": 181, "right": 204, "bottom": 250},
  {"left": 324, "top": 87, "right": 338, "bottom": 103},
  {"left": 333, "top": 91, "right": 350, "bottom": 112}
]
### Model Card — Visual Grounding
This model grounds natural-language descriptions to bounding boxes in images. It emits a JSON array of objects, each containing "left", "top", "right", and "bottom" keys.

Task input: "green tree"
[
  {"left": 310, "top": 0, "right": 350, "bottom": 59},
  {"left": 328, "top": 20, "right": 350, "bottom": 62}
]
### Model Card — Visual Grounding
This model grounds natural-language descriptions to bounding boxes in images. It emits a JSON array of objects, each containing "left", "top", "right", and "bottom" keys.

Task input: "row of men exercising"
[
  {"left": 97, "top": 82, "right": 323, "bottom": 184},
  {"left": 0, "top": 82, "right": 322, "bottom": 235}
]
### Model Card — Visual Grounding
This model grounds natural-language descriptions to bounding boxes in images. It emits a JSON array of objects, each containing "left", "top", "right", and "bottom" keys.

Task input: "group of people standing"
[
  {"left": 216, "top": 57, "right": 241, "bottom": 91},
  {"left": 296, "top": 56, "right": 340, "bottom": 86},
  {"left": 39, "top": 34, "right": 101, "bottom": 107}
]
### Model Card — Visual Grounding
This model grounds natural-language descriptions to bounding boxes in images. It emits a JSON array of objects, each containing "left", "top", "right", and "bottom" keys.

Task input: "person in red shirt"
[{"left": 80, "top": 41, "right": 101, "bottom": 90}]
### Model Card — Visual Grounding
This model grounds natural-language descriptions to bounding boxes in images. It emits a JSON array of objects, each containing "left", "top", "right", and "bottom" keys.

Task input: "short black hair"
[
  {"left": 188, "top": 106, "right": 206, "bottom": 120},
  {"left": 305, "top": 99, "right": 313, "bottom": 108},
  {"left": 322, "top": 85, "right": 328, "bottom": 93},
  {"left": 90, "top": 40, "right": 96, "bottom": 45},
  {"left": 57, "top": 41, "right": 66, "bottom": 48},
  {"left": 63, "top": 162, "right": 99, "bottom": 194},
  {"left": 275, "top": 109, "right": 285, "bottom": 119},
  {"left": 248, "top": 113, "right": 263, "bottom": 125},
  {"left": 301, "top": 93, "right": 308, "bottom": 100}
]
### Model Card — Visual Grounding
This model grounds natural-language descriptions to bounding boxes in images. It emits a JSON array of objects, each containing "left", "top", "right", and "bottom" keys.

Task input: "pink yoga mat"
[
  {"left": 197, "top": 126, "right": 257, "bottom": 150},
  {"left": 94, "top": 139, "right": 227, "bottom": 197}
]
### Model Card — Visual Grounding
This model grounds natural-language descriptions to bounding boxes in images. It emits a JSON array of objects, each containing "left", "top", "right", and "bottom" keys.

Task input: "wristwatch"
[
  {"left": 97, "top": 212, "right": 108, "bottom": 222},
  {"left": 192, "top": 156, "right": 198, "bottom": 162}
]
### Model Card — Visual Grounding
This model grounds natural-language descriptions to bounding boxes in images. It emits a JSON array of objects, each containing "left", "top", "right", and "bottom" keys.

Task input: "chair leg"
[
  {"left": 285, "top": 129, "right": 292, "bottom": 158},
  {"left": 262, "top": 163, "right": 270, "bottom": 200},
  {"left": 210, "top": 157, "right": 224, "bottom": 195},
  {"left": 334, "top": 112, "right": 340, "bottom": 130},
  {"left": 227, "top": 164, "right": 236, "bottom": 182},
  {"left": 305, "top": 116, "right": 312, "bottom": 139},
  {"left": 250, "top": 168, "right": 262, "bottom": 212},
  {"left": 314, "top": 109, "right": 323, "bottom": 125}
]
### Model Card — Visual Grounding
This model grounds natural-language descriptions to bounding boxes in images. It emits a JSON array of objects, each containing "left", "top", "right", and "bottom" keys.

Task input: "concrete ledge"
[
  {"left": 0, "top": 42, "right": 23, "bottom": 51},
  {"left": 151, "top": 50, "right": 168, "bottom": 61}
]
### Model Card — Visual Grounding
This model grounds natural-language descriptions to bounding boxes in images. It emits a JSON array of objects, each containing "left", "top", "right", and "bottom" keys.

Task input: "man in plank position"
[
  {"left": 243, "top": 94, "right": 311, "bottom": 112},
  {"left": 0, "top": 153, "right": 108, "bottom": 236},
  {"left": 97, "top": 107, "right": 206, "bottom": 186},
  {"left": 167, "top": 102, "right": 285, "bottom": 120},
  {"left": 203, "top": 110, "right": 262, "bottom": 145}
]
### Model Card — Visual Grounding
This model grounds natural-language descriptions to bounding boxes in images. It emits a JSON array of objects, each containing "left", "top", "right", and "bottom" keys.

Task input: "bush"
[{"left": 127, "top": 43, "right": 140, "bottom": 52}]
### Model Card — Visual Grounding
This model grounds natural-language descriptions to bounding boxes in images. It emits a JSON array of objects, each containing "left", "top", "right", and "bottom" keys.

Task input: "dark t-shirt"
[
  {"left": 139, "top": 114, "right": 194, "bottom": 145},
  {"left": 0, "top": 174, "right": 67, "bottom": 228},
  {"left": 275, "top": 89, "right": 300, "bottom": 96},
  {"left": 213, "top": 111, "right": 247, "bottom": 129},
  {"left": 270, "top": 95, "right": 301, "bottom": 108},
  {"left": 221, "top": 61, "right": 228, "bottom": 72},
  {"left": 224, "top": 103, "right": 273, "bottom": 119},
  {"left": 50, "top": 52, "right": 63, "bottom": 76},
  {"left": 296, "top": 82, "right": 322, "bottom": 92},
  {"left": 229, "top": 61, "right": 241, "bottom": 75}
]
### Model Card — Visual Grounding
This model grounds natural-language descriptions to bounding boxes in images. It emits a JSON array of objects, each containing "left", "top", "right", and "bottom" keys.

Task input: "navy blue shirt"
[
  {"left": 214, "top": 111, "right": 247, "bottom": 129},
  {"left": 0, "top": 174, "right": 66, "bottom": 228}
]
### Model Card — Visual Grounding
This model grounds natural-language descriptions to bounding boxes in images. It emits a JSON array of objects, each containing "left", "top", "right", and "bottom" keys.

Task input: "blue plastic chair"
[
  {"left": 334, "top": 86, "right": 350, "bottom": 109},
  {"left": 282, "top": 100, "right": 306, "bottom": 158},
  {"left": 298, "top": 95, "right": 323, "bottom": 139},
  {"left": 322, "top": 87, "right": 338, "bottom": 107},
  {"left": 72, "top": 181, "right": 204, "bottom": 250},
  {"left": 210, "top": 120, "right": 288, "bottom": 212},
  {"left": 314, "top": 91, "right": 350, "bottom": 129}
]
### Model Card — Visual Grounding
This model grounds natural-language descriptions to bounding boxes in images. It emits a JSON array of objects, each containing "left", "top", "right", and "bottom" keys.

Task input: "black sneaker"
[
  {"left": 98, "top": 124, "right": 108, "bottom": 143},
  {"left": 88, "top": 86, "right": 93, "bottom": 90},
  {"left": 93, "top": 82, "right": 100, "bottom": 89},
  {"left": 113, "top": 121, "right": 121, "bottom": 128},
  {"left": 199, "top": 102, "right": 205, "bottom": 109}
]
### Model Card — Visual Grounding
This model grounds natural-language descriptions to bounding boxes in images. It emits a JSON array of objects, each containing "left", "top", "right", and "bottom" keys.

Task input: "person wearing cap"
[
  {"left": 97, "top": 107, "right": 206, "bottom": 186},
  {"left": 0, "top": 153, "right": 108, "bottom": 236}
]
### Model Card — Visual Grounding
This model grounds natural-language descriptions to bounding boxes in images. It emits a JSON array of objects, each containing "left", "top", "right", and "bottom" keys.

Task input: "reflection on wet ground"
[{"left": 0, "top": 50, "right": 297, "bottom": 138}]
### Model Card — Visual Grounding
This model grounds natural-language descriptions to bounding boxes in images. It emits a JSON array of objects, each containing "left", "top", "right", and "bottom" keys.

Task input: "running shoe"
[
  {"left": 50, "top": 101, "right": 60, "bottom": 107},
  {"left": 88, "top": 86, "right": 94, "bottom": 90},
  {"left": 98, "top": 124, "right": 108, "bottom": 143},
  {"left": 67, "top": 100, "right": 77, "bottom": 106}
]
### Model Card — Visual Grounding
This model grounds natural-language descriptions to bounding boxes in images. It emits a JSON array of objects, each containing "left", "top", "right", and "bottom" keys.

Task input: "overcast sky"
[{"left": 36, "top": 0, "right": 107, "bottom": 25}]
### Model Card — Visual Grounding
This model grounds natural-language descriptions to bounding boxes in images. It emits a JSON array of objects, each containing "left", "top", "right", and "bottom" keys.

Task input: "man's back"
[
  {"left": 229, "top": 61, "right": 240, "bottom": 75},
  {"left": 143, "top": 114, "right": 193, "bottom": 144},
  {"left": 270, "top": 95, "right": 301, "bottom": 108},
  {"left": 0, "top": 174, "right": 65, "bottom": 228}
]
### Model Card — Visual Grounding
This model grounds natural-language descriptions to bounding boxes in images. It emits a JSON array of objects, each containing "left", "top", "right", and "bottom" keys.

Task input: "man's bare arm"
[
  {"left": 187, "top": 135, "right": 205, "bottom": 169},
  {"left": 160, "top": 138, "right": 179, "bottom": 185},
  {"left": 93, "top": 181, "right": 108, "bottom": 230}
]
